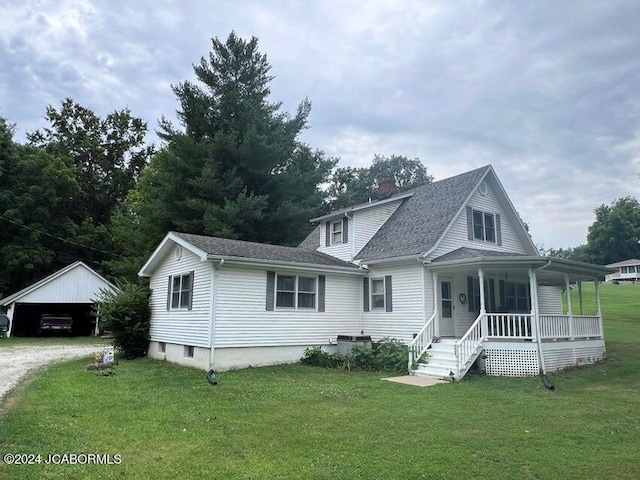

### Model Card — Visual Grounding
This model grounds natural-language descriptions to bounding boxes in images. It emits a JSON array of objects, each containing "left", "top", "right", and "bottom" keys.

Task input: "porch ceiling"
[{"left": 424, "top": 253, "right": 614, "bottom": 285}]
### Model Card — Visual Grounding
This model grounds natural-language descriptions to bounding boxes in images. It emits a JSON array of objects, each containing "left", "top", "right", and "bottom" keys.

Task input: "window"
[
  {"left": 331, "top": 221, "right": 343, "bottom": 245},
  {"left": 184, "top": 345, "right": 194, "bottom": 358},
  {"left": 158, "top": 342, "right": 166, "bottom": 353},
  {"left": 441, "top": 281, "right": 452, "bottom": 318},
  {"left": 504, "top": 281, "right": 530, "bottom": 313},
  {"left": 471, "top": 278, "right": 492, "bottom": 313},
  {"left": 276, "top": 274, "right": 316, "bottom": 309},
  {"left": 169, "top": 273, "right": 193, "bottom": 310},
  {"left": 472, "top": 209, "right": 496, "bottom": 243},
  {"left": 371, "top": 278, "right": 385, "bottom": 309}
]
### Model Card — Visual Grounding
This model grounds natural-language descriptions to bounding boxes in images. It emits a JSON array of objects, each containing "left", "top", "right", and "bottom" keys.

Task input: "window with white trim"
[
  {"left": 472, "top": 209, "right": 496, "bottom": 243},
  {"left": 371, "top": 278, "right": 385, "bottom": 309},
  {"left": 331, "top": 221, "right": 343, "bottom": 245},
  {"left": 276, "top": 274, "right": 317, "bottom": 309},
  {"left": 170, "top": 273, "right": 192, "bottom": 309}
]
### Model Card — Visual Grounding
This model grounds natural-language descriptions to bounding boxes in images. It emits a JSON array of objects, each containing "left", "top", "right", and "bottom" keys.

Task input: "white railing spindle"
[{"left": 408, "top": 310, "right": 437, "bottom": 370}]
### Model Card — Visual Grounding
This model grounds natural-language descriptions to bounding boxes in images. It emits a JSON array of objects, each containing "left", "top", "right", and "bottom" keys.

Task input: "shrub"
[
  {"left": 301, "top": 337, "right": 409, "bottom": 373},
  {"left": 371, "top": 337, "right": 408, "bottom": 372},
  {"left": 98, "top": 281, "right": 151, "bottom": 359}
]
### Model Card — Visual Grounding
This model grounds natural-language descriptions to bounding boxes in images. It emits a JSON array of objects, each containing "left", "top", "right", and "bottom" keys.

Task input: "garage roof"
[{"left": 0, "top": 261, "right": 117, "bottom": 306}]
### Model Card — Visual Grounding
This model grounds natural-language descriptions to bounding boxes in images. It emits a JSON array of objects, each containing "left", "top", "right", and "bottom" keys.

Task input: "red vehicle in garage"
[{"left": 39, "top": 314, "right": 73, "bottom": 334}]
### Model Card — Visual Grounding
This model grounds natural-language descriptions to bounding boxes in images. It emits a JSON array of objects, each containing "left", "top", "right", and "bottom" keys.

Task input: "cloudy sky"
[{"left": 1, "top": 0, "right": 639, "bottom": 249}]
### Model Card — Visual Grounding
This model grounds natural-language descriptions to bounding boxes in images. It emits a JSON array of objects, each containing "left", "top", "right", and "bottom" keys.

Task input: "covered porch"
[{"left": 409, "top": 251, "right": 613, "bottom": 380}]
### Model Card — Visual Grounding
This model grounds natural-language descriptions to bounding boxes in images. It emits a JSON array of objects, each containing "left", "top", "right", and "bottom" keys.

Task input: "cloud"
[{"left": 0, "top": 0, "right": 638, "bottom": 249}]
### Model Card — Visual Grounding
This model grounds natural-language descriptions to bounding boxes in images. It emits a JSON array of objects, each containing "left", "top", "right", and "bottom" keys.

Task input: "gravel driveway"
[{"left": 0, "top": 343, "right": 104, "bottom": 401}]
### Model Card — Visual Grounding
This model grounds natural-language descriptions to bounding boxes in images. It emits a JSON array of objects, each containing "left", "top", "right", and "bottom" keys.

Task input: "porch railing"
[
  {"left": 455, "top": 312, "right": 484, "bottom": 378},
  {"left": 486, "top": 314, "right": 533, "bottom": 340},
  {"left": 408, "top": 310, "right": 437, "bottom": 370},
  {"left": 539, "top": 315, "right": 602, "bottom": 339}
]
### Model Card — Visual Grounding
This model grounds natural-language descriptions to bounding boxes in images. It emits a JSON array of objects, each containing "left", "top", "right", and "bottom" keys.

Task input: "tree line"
[
  {"left": 0, "top": 32, "right": 431, "bottom": 296},
  {"left": 0, "top": 32, "right": 636, "bottom": 298}
]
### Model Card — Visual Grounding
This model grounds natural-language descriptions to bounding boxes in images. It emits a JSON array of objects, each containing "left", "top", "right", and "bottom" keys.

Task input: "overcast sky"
[{"left": 1, "top": 0, "right": 639, "bottom": 249}]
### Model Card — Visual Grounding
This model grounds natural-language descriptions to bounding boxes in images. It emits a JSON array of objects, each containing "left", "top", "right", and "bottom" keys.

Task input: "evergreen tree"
[{"left": 136, "top": 32, "right": 335, "bottom": 248}]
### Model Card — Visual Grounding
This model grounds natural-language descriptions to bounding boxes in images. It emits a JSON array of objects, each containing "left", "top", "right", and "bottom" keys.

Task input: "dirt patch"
[{"left": 0, "top": 344, "right": 105, "bottom": 402}]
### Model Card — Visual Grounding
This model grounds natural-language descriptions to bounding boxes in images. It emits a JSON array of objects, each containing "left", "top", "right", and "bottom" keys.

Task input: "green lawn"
[
  {"left": 0, "top": 336, "right": 108, "bottom": 348},
  {"left": 0, "top": 283, "right": 638, "bottom": 479}
]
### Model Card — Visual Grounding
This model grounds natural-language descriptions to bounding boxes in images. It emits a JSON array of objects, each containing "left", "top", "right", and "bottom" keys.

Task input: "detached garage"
[{"left": 0, "top": 261, "right": 117, "bottom": 337}]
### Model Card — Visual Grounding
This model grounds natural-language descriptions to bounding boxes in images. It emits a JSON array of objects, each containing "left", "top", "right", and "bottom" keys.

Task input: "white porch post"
[
  {"left": 578, "top": 280, "right": 584, "bottom": 315},
  {"left": 595, "top": 279, "right": 604, "bottom": 338},
  {"left": 478, "top": 268, "right": 487, "bottom": 339},
  {"left": 565, "top": 274, "right": 574, "bottom": 340},
  {"left": 528, "top": 268, "right": 538, "bottom": 342},
  {"left": 432, "top": 271, "right": 439, "bottom": 338}
]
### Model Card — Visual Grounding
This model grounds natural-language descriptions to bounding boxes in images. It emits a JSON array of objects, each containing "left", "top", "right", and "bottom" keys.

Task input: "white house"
[
  {"left": 605, "top": 259, "right": 640, "bottom": 282},
  {"left": 139, "top": 165, "right": 613, "bottom": 381}
]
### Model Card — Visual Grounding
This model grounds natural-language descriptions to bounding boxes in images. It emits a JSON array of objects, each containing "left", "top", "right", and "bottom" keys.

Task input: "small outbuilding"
[{"left": 0, "top": 261, "right": 117, "bottom": 337}]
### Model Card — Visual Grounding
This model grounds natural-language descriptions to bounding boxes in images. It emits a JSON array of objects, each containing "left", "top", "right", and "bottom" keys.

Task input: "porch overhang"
[{"left": 423, "top": 252, "right": 614, "bottom": 286}]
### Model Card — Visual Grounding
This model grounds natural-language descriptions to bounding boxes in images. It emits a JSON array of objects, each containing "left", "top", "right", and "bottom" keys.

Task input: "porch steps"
[{"left": 412, "top": 339, "right": 458, "bottom": 381}]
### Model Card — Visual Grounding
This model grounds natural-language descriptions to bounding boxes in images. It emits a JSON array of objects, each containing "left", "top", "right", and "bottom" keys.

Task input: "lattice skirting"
[
  {"left": 484, "top": 342, "right": 606, "bottom": 377},
  {"left": 543, "top": 345, "right": 606, "bottom": 372},
  {"left": 485, "top": 349, "right": 539, "bottom": 376}
]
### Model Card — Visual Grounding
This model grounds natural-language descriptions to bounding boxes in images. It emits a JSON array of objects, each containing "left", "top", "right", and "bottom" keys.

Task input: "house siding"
[
  {"left": 214, "top": 266, "right": 361, "bottom": 348},
  {"left": 353, "top": 201, "right": 403, "bottom": 256},
  {"left": 148, "top": 247, "right": 211, "bottom": 348},
  {"left": 537, "top": 286, "right": 563, "bottom": 314},
  {"left": 428, "top": 183, "right": 528, "bottom": 259},
  {"left": 362, "top": 263, "right": 425, "bottom": 343}
]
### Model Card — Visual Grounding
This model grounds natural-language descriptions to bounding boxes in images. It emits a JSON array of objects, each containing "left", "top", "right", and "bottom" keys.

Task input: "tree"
[
  {"left": 134, "top": 32, "right": 335, "bottom": 249},
  {"left": 328, "top": 154, "right": 433, "bottom": 209},
  {"left": 27, "top": 98, "right": 154, "bottom": 225},
  {"left": 0, "top": 118, "right": 82, "bottom": 295},
  {"left": 584, "top": 197, "right": 640, "bottom": 265}
]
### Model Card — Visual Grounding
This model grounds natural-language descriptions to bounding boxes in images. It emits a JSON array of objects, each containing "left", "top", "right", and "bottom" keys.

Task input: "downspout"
[
  {"left": 345, "top": 212, "right": 354, "bottom": 262},
  {"left": 532, "top": 260, "right": 555, "bottom": 390},
  {"left": 208, "top": 258, "right": 224, "bottom": 370}
]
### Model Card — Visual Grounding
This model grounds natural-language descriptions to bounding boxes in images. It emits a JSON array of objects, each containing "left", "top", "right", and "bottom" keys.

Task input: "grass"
[
  {"left": 0, "top": 336, "right": 108, "bottom": 348},
  {"left": 0, "top": 283, "right": 638, "bottom": 479}
]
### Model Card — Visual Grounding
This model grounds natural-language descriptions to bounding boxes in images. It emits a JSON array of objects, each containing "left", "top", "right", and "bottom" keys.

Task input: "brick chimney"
[{"left": 377, "top": 177, "right": 397, "bottom": 199}]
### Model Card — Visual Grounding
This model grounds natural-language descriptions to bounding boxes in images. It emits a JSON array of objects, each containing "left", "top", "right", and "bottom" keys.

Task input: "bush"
[
  {"left": 98, "top": 281, "right": 151, "bottom": 359},
  {"left": 301, "top": 337, "right": 409, "bottom": 373}
]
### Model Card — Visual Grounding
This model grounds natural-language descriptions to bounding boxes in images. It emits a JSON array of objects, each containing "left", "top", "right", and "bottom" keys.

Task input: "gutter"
[
  {"left": 206, "top": 255, "right": 368, "bottom": 275},
  {"left": 310, "top": 191, "right": 414, "bottom": 223}
]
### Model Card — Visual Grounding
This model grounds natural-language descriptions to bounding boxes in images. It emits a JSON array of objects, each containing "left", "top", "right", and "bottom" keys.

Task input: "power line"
[{"left": 0, "top": 215, "right": 122, "bottom": 258}]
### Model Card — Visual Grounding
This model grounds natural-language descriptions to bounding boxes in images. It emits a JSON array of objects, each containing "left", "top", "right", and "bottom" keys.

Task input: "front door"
[{"left": 439, "top": 278, "right": 456, "bottom": 337}]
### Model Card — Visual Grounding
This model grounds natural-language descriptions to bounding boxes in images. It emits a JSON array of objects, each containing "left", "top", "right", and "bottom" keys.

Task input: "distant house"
[
  {"left": 139, "top": 165, "right": 613, "bottom": 381},
  {"left": 605, "top": 259, "right": 640, "bottom": 282}
]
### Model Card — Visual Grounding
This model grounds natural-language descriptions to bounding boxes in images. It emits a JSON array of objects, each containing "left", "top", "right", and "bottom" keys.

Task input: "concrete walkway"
[{"left": 382, "top": 375, "right": 448, "bottom": 387}]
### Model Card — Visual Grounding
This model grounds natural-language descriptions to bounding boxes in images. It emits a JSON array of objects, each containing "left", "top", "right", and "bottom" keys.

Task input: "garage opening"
[{"left": 10, "top": 303, "right": 96, "bottom": 337}]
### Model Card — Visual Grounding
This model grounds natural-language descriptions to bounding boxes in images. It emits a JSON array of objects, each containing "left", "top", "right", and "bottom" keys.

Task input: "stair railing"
[{"left": 408, "top": 310, "right": 437, "bottom": 370}]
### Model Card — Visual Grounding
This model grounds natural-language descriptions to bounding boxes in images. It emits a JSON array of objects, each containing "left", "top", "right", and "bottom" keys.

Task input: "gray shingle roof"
[
  {"left": 431, "top": 247, "right": 528, "bottom": 263},
  {"left": 606, "top": 258, "right": 640, "bottom": 267},
  {"left": 173, "top": 232, "right": 359, "bottom": 269},
  {"left": 355, "top": 165, "right": 491, "bottom": 262},
  {"left": 297, "top": 225, "right": 320, "bottom": 250}
]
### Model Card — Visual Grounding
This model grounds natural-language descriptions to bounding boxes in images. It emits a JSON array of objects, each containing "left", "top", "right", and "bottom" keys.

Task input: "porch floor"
[{"left": 382, "top": 375, "right": 448, "bottom": 387}]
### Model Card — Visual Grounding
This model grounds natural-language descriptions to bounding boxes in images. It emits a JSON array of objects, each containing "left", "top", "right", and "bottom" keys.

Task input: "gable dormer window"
[
  {"left": 325, "top": 218, "right": 349, "bottom": 246},
  {"left": 331, "top": 221, "right": 343, "bottom": 245}
]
